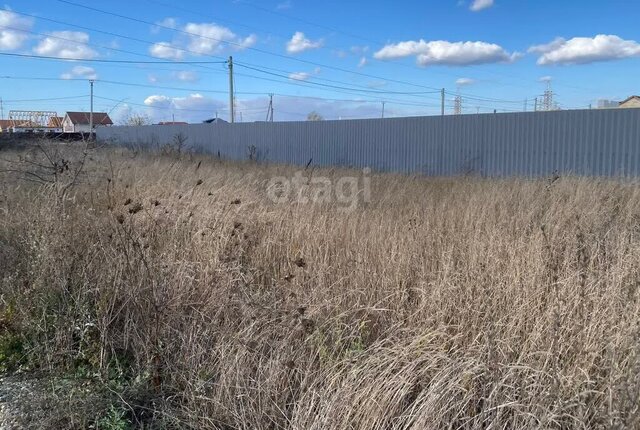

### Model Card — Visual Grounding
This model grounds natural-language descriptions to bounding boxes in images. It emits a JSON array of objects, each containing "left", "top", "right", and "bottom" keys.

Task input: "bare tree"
[
  {"left": 121, "top": 112, "right": 152, "bottom": 126},
  {"left": 306, "top": 111, "right": 324, "bottom": 121}
]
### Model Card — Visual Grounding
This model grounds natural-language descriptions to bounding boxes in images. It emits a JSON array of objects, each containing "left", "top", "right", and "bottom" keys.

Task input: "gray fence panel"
[{"left": 97, "top": 109, "right": 640, "bottom": 177}]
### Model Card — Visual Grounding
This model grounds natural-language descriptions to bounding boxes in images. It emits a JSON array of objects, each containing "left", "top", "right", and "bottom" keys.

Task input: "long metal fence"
[{"left": 97, "top": 108, "right": 640, "bottom": 176}]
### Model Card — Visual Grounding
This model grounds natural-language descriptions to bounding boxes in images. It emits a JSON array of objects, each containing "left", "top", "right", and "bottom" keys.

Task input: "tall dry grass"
[{"left": 1, "top": 142, "right": 640, "bottom": 428}]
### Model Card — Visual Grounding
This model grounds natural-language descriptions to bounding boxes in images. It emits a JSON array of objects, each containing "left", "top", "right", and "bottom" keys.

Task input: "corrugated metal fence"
[{"left": 97, "top": 108, "right": 640, "bottom": 176}]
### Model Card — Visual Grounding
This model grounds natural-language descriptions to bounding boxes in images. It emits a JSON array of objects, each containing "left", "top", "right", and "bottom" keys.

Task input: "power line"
[
  {"left": 19, "top": 2, "right": 547, "bottom": 107},
  {"left": 4, "top": 9, "right": 230, "bottom": 65},
  {"left": 4, "top": 7, "right": 445, "bottom": 102},
  {"left": 235, "top": 62, "right": 440, "bottom": 95},
  {"left": 235, "top": 0, "right": 378, "bottom": 46},
  {"left": 235, "top": 63, "right": 440, "bottom": 96},
  {"left": 0, "top": 75, "right": 245, "bottom": 94},
  {"left": 0, "top": 52, "right": 226, "bottom": 64},
  {"left": 52, "top": 0, "right": 445, "bottom": 92},
  {"left": 1, "top": 95, "right": 89, "bottom": 103}
]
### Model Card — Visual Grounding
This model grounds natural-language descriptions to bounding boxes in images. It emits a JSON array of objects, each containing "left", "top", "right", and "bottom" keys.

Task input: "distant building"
[
  {"left": 597, "top": 99, "right": 620, "bottom": 109},
  {"left": 46, "top": 116, "right": 64, "bottom": 133},
  {"left": 63, "top": 112, "right": 113, "bottom": 133},
  {"left": 203, "top": 118, "right": 228, "bottom": 124},
  {"left": 619, "top": 96, "right": 640, "bottom": 108},
  {"left": 157, "top": 121, "right": 188, "bottom": 125},
  {"left": 0, "top": 119, "right": 15, "bottom": 132}
]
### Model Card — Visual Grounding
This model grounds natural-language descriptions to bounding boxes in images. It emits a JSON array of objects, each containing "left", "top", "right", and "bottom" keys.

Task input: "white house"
[{"left": 63, "top": 112, "right": 113, "bottom": 133}]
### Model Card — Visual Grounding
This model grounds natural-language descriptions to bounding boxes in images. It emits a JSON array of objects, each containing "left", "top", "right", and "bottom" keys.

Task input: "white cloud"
[
  {"left": 358, "top": 57, "right": 368, "bottom": 67},
  {"left": 470, "top": 0, "right": 494, "bottom": 11},
  {"left": 151, "top": 17, "right": 178, "bottom": 34},
  {"left": 456, "top": 77, "right": 475, "bottom": 86},
  {"left": 374, "top": 39, "right": 519, "bottom": 66},
  {"left": 172, "top": 71, "right": 199, "bottom": 82},
  {"left": 144, "top": 95, "right": 172, "bottom": 108},
  {"left": 238, "top": 34, "right": 257, "bottom": 49},
  {"left": 289, "top": 71, "right": 311, "bottom": 81},
  {"left": 61, "top": 66, "right": 98, "bottom": 80},
  {"left": 34, "top": 31, "right": 98, "bottom": 59},
  {"left": 0, "top": 9, "right": 33, "bottom": 50},
  {"left": 149, "top": 42, "right": 184, "bottom": 60},
  {"left": 529, "top": 35, "right": 640, "bottom": 65},
  {"left": 288, "top": 67, "right": 321, "bottom": 81},
  {"left": 184, "top": 23, "right": 256, "bottom": 54},
  {"left": 539, "top": 75, "right": 552, "bottom": 83},
  {"left": 286, "top": 31, "right": 323, "bottom": 54},
  {"left": 150, "top": 22, "right": 255, "bottom": 58}
]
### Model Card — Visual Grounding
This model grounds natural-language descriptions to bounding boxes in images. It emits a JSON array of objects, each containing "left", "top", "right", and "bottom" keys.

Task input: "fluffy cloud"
[
  {"left": 289, "top": 71, "right": 311, "bottom": 81},
  {"left": 470, "top": 0, "right": 494, "bottom": 11},
  {"left": 286, "top": 31, "right": 323, "bottom": 54},
  {"left": 151, "top": 17, "right": 178, "bottom": 34},
  {"left": 149, "top": 42, "right": 184, "bottom": 60},
  {"left": 374, "top": 39, "right": 519, "bottom": 66},
  {"left": 34, "top": 31, "right": 98, "bottom": 59},
  {"left": 61, "top": 66, "right": 98, "bottom": 80},
  {"left": 0, "top": 9, "right": 33, "bottom": 50},
  {"left": 529, "top": 35, "right": 640, "bottom": 65},
  {"left": 456, "top": 77, "right": 475, "bottom": 86},
  {"left": 288, "top": 67, "right": 320, "bottom": 81},
  {"left": 185, "top": 23, "right": 256, "bottom": 54},
  {"left": 150, "top": 22, "right": 256, "bottom": 58}
]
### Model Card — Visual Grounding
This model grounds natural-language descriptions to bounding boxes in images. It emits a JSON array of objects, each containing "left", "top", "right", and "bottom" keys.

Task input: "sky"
[{"left": 0, "top": 0, "right": 639, "bottom": 123}]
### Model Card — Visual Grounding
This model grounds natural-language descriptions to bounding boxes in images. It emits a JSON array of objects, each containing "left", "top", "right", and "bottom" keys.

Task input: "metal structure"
[
  {"left": 8, "top": 110, "right": 58, "bottom": 126},
  {"left": 453, "top": 95, "right": 462, "bottom": 115},
  {"left": 541, "top": 80, "right": 556, "bottom": 112},
  {"left": 97, "top": 108, "right": 640, "bottom": 177}
]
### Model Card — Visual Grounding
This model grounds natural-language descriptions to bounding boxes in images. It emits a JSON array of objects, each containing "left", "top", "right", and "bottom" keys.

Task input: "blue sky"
[{"left": 1, "top": 0, "right": 639, "bottom": 123}]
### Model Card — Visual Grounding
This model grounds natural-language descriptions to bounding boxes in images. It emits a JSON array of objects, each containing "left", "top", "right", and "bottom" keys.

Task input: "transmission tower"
[
  {"left": 453, "top": 94, "right": 462, "bottom": 115},
  {"left": 542, "top": 80, "right": 555, "bottom": 111}
]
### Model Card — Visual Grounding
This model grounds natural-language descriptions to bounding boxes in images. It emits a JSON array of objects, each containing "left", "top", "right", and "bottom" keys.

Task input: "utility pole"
[
  {"left": 228, "top": 56, "right": 235, "bottom": 123},
  {"left": 0, "top": 98, "right": 3, "bottom": 119},
  {"left": 441, "top": 88, "right": 445, "bottom": 116},
  {"left": 524, "top": 99, "right": 528, "bottom": 112},
  {"left": 381, "top": 101, "right": 386, "bottom": 119},
  {"left": 534, "top": 97, "right": 538, "bottom": 112},
  {"left": 89, "top": 80, "right": 94, "bottom": 139}
]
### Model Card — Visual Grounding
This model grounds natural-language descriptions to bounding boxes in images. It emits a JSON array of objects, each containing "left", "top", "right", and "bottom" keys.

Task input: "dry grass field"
[{"left": 1, "top": 140, "right": 640, "bottom": 428}]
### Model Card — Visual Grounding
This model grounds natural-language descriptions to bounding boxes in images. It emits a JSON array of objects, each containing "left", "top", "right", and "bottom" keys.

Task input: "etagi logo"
[{"left": 266, "top": 168, "right": 371, "bottom": 211}]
